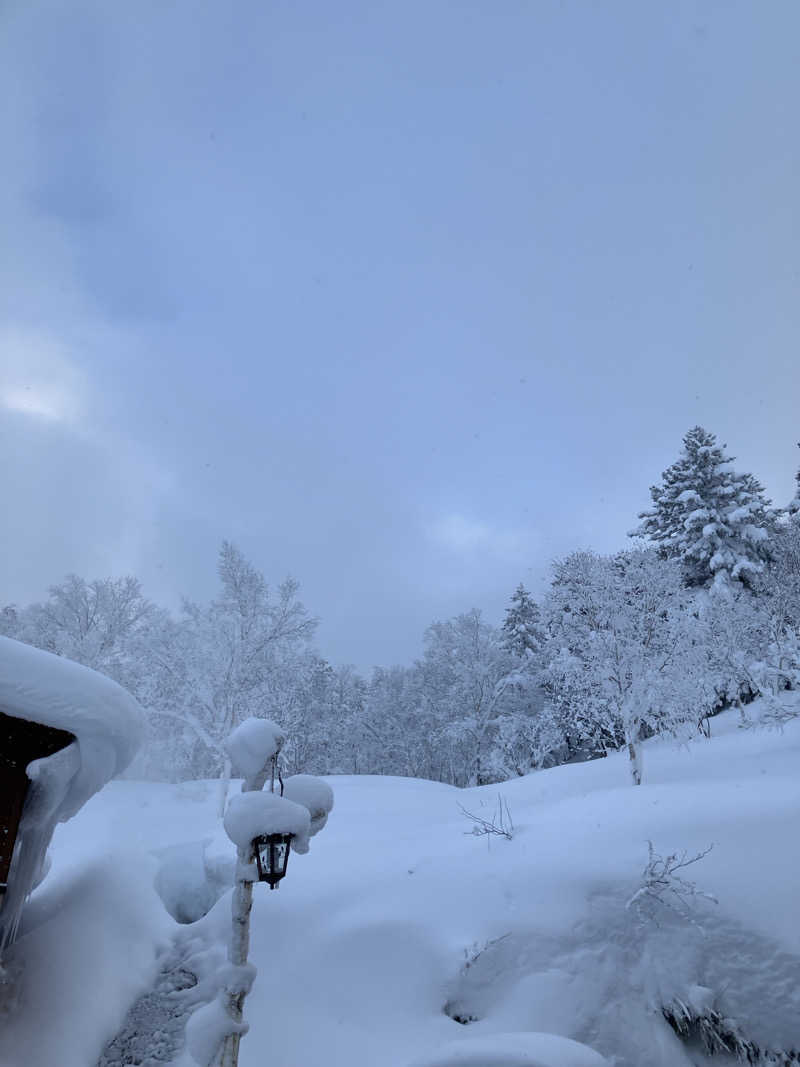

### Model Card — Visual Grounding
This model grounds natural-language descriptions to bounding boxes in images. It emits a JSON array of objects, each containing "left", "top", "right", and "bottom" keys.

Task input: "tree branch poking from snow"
[
  {"left": 459, "top": 794, "right": 514, "bottom": 841},
  {"left": 626, "top": 841, "right": 717, "bottom": 928}
]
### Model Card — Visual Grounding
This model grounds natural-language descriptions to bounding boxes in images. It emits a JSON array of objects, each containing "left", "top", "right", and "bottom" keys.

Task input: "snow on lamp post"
[{"left": 186, "top": 718, "right": 333, "bottom": 1067}]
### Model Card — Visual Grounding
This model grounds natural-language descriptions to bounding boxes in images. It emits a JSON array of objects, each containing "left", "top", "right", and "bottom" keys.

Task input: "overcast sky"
[{"left": 1, "top": 1, "right": 799, "bottom": 669}]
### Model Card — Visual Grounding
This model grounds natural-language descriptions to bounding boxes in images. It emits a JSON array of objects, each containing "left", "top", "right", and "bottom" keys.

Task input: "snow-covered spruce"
[
  {"left": 633, "top": 425, "right": 774, "bottom": 588},
  {"left": 500, "top": 583, "right": 543, "bottom": 659},
  {"left": 0, "top": 635, "right": 143, "bottom": 947}
]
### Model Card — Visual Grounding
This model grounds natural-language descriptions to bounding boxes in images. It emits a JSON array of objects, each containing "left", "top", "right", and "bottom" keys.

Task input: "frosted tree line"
[{"left": 3, "top": 427, "right": 800, "bottom": 788}]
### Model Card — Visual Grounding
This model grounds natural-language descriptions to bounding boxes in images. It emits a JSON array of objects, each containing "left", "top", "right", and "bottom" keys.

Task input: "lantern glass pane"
[{"left": 257, "top": 840, "right": 273, "bottom": 872}]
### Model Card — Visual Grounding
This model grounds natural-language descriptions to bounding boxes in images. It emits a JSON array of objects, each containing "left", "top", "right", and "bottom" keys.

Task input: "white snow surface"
[
  {"left": 2, "top": 699, "right": 800, "bottom": 1067},
  {"left": 223, "top": 717, "right": 285, "bottom": 779},
  {"left": 407, "top": 1032, "right": 609, "bottom": 1066},
  {"left": 0, "top": 635, "right": 144, "bottom": 821},
  {"left": 223, "top": 790, "right": 311, "bottom": 852}
]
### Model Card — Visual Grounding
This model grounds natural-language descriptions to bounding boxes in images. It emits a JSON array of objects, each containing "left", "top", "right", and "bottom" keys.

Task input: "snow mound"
[
  {"left": 407, "top": 1032, "right": 609, "bottom": 1067},
  {"left": 282, "top": 774, "right": 334, "bottom": 836},
  {"left": 224, "top": 718, "right": 285, "bottom": 778}
]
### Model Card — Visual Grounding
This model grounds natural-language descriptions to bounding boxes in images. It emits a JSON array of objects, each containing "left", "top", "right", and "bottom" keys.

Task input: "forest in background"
[{"left": 3, "top": 426, "right": 800, "bottom": 788}]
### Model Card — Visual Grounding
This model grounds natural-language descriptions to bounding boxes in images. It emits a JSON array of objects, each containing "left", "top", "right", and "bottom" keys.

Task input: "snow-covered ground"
[{"left": 2, "top": 703, "right": 799, "bottom": 1067}]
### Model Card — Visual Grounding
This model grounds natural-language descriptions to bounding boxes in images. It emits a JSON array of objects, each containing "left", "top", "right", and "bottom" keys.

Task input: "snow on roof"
[{"left": 0, "top": 635, "right": 144, "bottom": 822}]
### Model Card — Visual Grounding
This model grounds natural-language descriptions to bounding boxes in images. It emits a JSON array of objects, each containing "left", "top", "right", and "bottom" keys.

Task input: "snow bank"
[
  {"left": 224, "top": 791, "right": 311, "bottom": 853},
  {"left": 0, "top": 853, "right": 171, "bottom": 1067},
  {"left": 224, "top": 718, "right": 285, "bottom": 779}
]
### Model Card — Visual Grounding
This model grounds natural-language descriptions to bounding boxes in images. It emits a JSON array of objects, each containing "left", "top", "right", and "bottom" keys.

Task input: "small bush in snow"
[
  {"left": 459, "top": 794, "right": 514, "bottom": 841},
  {"left": 626, "top": 841, "right": 717, "bottom": 927}
]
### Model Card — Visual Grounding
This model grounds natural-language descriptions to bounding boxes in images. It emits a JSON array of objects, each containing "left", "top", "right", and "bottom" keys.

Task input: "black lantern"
[{"left": 253, "top": 833, "right": 293, "bottom": 889}]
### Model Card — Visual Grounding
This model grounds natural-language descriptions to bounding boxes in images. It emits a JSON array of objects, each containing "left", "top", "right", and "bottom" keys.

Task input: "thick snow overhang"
[
  {"left": 0, "top": 636, "right": 143, "bottom": 821},
  {"left": 0, "top": 636, "right": 144, "bottom": 946}
]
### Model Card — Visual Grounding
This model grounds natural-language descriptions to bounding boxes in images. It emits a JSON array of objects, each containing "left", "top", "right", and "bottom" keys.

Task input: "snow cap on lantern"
[
  {"left": 282, "top": 774, "right": 334, "bottom": 838},
  {"left": 224, "top": 789, "right": 311, "bottom": 889},
  {"left": 224, "top": 790, "right": 310, "bottom": 851}
]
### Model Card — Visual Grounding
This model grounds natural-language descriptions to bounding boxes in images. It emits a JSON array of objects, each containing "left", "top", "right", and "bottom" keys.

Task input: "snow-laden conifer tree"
[
  {"left": 500, "top": 583, "right": 543, "bottom": 660},
  {"left": 633, "top": 426, "right": 773, "bottom": 589}
]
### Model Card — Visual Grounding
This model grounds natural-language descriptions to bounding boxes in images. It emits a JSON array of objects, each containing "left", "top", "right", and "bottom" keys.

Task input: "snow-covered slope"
[{"left": 1, "top": 703, "right": 798, "bottom": 1067}]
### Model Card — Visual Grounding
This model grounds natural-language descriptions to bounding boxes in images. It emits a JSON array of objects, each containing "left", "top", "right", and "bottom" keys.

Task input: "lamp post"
[
  {"left": 218, "top": 753, "right": 286, "bottom": 1067},
  {"left": 204, "top": 719, "right": 333, "bottom": 1067}
]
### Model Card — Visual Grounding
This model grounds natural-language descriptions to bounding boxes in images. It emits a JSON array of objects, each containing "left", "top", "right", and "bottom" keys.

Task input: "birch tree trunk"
[
  {"left": 218, "top": 842, "right": 254, "bottom": 1067},
  {"left": 217, "top": 756, "right": 233, "bottom": 819},
  {"left": 216, "top": 766, "right": 265, "bottom": 1067}
]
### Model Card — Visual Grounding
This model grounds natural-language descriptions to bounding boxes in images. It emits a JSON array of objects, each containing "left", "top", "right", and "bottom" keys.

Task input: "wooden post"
[
  {"left": 218, "top": 843, "right": 254, "bottom": 1067},
  {"left": 216, "top": 757, "right": 276, "bottom": 1067}
]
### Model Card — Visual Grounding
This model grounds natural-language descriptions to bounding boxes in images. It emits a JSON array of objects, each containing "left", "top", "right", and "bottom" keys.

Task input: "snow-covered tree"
[
  {"left": 500, "top": 583, "right": 543, "bottom": 660},
  {"left": 788, "top": 443, "right": 800, "bottom": 522},
  {"left": 633, "top": 426, "right": 774, "bottom": 589},
  {"left": 12, "top": 575, "right": 160, "bottom": 697},
  {"left": 544, "top": 549, "right": 711, "bottom": 784},
  {"left": 419, "top": 609, "right": 517, "bottom": 786},
  {"left": 147, "top": 543, "right": 317, "bottom": 793},
  {"left": 745, "top": 519, "right": 800, "bottom": 696}
]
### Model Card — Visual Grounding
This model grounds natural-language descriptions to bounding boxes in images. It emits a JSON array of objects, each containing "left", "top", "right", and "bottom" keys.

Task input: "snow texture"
[
  {"left": 408, "top": 1032, "right": 610, "bottom": 1067},
  {"left": 223, "top": 790, "right": 311, "bottom": 852},
  {"left": 282, "top": 774, "right": 334, "bottom": 837},
  {"left": 224, "top": 717, "right": 285, "bottom": 779}
]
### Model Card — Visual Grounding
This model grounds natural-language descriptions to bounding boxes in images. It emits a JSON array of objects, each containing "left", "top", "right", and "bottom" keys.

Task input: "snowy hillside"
[{"left": 2, "top": 703, "right": 799, "bottom": 1067}]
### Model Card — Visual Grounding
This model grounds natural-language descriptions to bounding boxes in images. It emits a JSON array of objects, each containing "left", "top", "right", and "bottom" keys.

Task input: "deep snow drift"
[{"left": 1, "top": 701, "right": 799, "bottom": 1067}]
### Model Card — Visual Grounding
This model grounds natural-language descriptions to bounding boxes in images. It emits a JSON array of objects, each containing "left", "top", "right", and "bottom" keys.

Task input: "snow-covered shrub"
[
  {"left": 459, "top": 795, "right": 514, "bottom": 841},
  {"left": 626, "top": 841, "right": 717, "bottom": 928}
]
